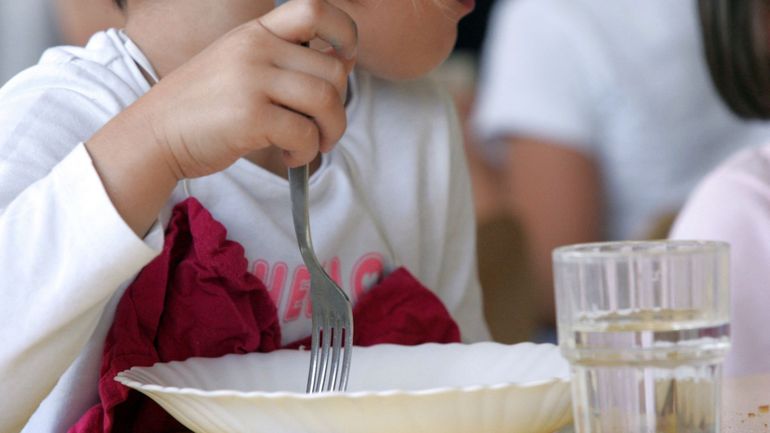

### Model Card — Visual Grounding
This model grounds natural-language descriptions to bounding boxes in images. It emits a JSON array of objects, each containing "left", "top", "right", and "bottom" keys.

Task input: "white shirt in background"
[
  {"left": 473, "top": 0, "right": 770, "bottom": 239},
  {"left": 671, "top": 145, "right": 770, "bottom": 377},
  {"left": 0, "top": 29, "right": 490, "bottom": 433}
]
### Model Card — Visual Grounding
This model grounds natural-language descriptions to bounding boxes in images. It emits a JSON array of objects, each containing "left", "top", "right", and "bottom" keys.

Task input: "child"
[
  {"left": 671, "top": 0, "right": 770, "bottom": 378},
  {"left": 0, "top": 0, "right": 489, "bottom": 431}
]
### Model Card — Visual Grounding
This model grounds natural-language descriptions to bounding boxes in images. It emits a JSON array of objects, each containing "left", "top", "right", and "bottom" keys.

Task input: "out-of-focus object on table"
[{"left": 723, "top": 374, "right": 770, "bottom": 432}]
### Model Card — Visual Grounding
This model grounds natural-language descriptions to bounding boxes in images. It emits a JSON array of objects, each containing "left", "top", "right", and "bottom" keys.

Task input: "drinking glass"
[{"left": 553, "top": 240, "right": 730, "bottom": 433}]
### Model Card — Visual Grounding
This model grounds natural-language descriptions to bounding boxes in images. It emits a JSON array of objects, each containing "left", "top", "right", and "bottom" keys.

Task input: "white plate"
[{"left": 116, "top": 342, "right": 572, "bottom": 433}]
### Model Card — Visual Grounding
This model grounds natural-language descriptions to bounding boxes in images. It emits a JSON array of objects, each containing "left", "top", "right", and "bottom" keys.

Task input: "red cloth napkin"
[{"left": 70, "top": 198, "right": 460, "bottom": 433}]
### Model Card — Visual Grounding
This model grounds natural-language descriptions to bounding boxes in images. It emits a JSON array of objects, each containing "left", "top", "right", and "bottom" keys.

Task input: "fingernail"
[
  {"left": 328, "top": 39, "right": 354, "bottom": 60},
  {"left": 345, "top": 44, "right": 357, "bottom": 60},
  {"left": 348, "top": 22, "right": 359, "bottom": 60}
]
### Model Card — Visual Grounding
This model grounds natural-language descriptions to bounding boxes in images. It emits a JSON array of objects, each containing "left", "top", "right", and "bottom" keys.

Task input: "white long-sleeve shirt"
[{"left": 0, "top": 29, "right": 490, "bottom": 433}]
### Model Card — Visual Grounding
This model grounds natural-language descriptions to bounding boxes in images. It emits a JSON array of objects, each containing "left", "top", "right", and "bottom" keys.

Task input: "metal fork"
[{"left": 289, "top": 164, "right": 353, "bottom": 393}]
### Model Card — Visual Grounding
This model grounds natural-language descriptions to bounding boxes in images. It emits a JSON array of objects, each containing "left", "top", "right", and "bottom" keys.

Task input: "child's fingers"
[
  {"left": 319, "top": 46, "right": 356, "bottom": 75},
  {"left": 258, "top": 0, "right": 358, "bottom": 60},
  {"left": 262, "top": 105, "right": 320, "bottom": 167},
  {"left": 266, "top": 68, "right": 347, "bottom": 152},
  {"left": 273, "top": 43, "right": 350, "bottom": 104}
]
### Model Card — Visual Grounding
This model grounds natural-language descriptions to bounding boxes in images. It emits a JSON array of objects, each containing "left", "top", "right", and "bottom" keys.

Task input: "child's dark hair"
[
  {"left": 699, "top": 0, "right": 770, "bottom": 119},
  {"left": 115, "top": 0, "right": 125, "bottom": 8}
]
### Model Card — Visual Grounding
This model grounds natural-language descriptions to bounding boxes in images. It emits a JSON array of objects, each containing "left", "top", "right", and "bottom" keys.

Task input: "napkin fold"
[{"left": 70, "top": 197, "right": 460, "bottom": 433}]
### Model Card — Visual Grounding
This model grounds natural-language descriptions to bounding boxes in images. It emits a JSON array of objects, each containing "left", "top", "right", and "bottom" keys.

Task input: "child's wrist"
[
  {"left": 85, "top": 102, "right": 180, "bottom": 236},
  {"left": 128, "top": 96, "right": 186, "bottom": 183}
]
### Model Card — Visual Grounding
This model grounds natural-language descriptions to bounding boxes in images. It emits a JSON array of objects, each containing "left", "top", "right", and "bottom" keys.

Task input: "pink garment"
[
  {"left": 70, "top": 198, "right": 460, "bottom": 433},
  {"left": 671, "top": 145, "right": 770, "bottom": 377}
]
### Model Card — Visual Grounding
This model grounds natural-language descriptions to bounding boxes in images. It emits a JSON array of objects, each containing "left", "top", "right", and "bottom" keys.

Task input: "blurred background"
[
  {"left": 436, "top": 0, "right": 770, "bottom": 346},
  {"left": 4, "top": 0, "right": 769, "bottom": 346},
  {"left": 0, "top": 0, "right": 123, "bottom": 84}
]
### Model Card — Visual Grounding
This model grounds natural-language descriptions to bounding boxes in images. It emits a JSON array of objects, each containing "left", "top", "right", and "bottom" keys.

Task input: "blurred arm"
[
  {"left": 55, "top": 0, "right": 125, "bottom": 45},
  {"left": 503, "top": 137, "right": 603, "bottom": 324}
]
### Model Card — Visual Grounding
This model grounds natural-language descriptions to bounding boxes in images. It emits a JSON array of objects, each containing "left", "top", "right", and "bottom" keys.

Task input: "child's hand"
[
  {"left": 143, "top": 0, "right": 358, "bottom": 179},
  {"left": 84, "top": 0, "right": 357, "bottom": 236}
]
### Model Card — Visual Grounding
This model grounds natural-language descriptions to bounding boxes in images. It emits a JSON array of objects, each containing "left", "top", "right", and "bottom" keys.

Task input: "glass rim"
[{"left": 552, "top": 240, "right": 729, "bottom": 261}]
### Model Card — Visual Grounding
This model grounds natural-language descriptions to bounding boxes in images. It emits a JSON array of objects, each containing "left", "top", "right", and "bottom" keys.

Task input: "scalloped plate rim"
[
  {"left": 114, "top": 342, "right": 570, "bottom": 400},
  {"left": 115, "top": 373, "right": 570, "bottom": 400}
]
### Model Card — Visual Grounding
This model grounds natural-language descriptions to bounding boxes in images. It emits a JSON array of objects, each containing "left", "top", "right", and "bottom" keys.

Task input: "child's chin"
[{"left": 363, "top": 52, "right": 452, "bottom": 82}]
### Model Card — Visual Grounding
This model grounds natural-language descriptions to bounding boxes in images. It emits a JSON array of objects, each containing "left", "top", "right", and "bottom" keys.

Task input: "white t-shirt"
[
  {"left": 473, "top": 0, "right": 770, "bottom": 239},
  {"left": 0, "top": 29, "right": 490, "bottom": 433},
  {"left": 671, "top": 145, "right": 770, "bottom": 377}
]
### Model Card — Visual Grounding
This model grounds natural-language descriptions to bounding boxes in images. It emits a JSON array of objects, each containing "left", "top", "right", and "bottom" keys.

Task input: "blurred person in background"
[
  {"left": 0, "top": 0, "right": 122, "bottom": 84},
  {"left": 435, "top": 0, "right": 497, "bottom": 225},
  {"left": 472, "top": 0, "right": 770, "bottom": 337},
  {"left": 671, "top": 0, "right": 770, "bottom": 377},
  {"left": 434, "top": 0, "right": 540, "bottom": 344}
]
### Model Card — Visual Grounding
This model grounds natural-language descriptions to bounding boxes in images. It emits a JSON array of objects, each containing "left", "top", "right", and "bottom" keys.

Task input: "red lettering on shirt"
[
  {"left": 350, "top": 253, "right": 385, "bottom": 301},
  {"left": 284, "top": 266, "right": 310, "bottom": 322},
  {"left": 252, "top": 253, "right": 385, "bottom": 323},
  {"left": 253, "top": 260, "right": 268, "bottom": 282},
  {"left": 252, "top": 260, "right": 288, "bottom": 307}
]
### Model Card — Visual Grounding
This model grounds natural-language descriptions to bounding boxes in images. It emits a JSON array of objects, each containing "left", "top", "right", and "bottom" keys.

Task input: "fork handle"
[{"left": 289, "top": 165, "right": 324, "bottom": 269}]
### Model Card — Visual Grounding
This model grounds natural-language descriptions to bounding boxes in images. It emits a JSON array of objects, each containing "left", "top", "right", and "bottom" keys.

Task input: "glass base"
[{"left": 571, "top": 363, "right": 722, "bottom": 433}]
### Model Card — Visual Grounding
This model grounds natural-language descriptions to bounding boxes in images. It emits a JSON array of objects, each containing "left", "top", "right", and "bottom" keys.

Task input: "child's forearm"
[
  {"left": 0, "top": 136, "right": 164, "bottom": 432},
  {"left": 85, "top": 98, "right": 179, "bottom": 237}
]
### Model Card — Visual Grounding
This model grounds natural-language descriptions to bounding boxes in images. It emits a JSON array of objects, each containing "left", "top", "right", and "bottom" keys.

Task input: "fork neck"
[{"left": 243, "top": 151, "right": 322, "bottom": 179}]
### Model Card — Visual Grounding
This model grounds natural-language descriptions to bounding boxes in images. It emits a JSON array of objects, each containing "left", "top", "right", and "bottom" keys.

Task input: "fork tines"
[{"left": 306, "top": 316, "right": 353, "bottom": 393}]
